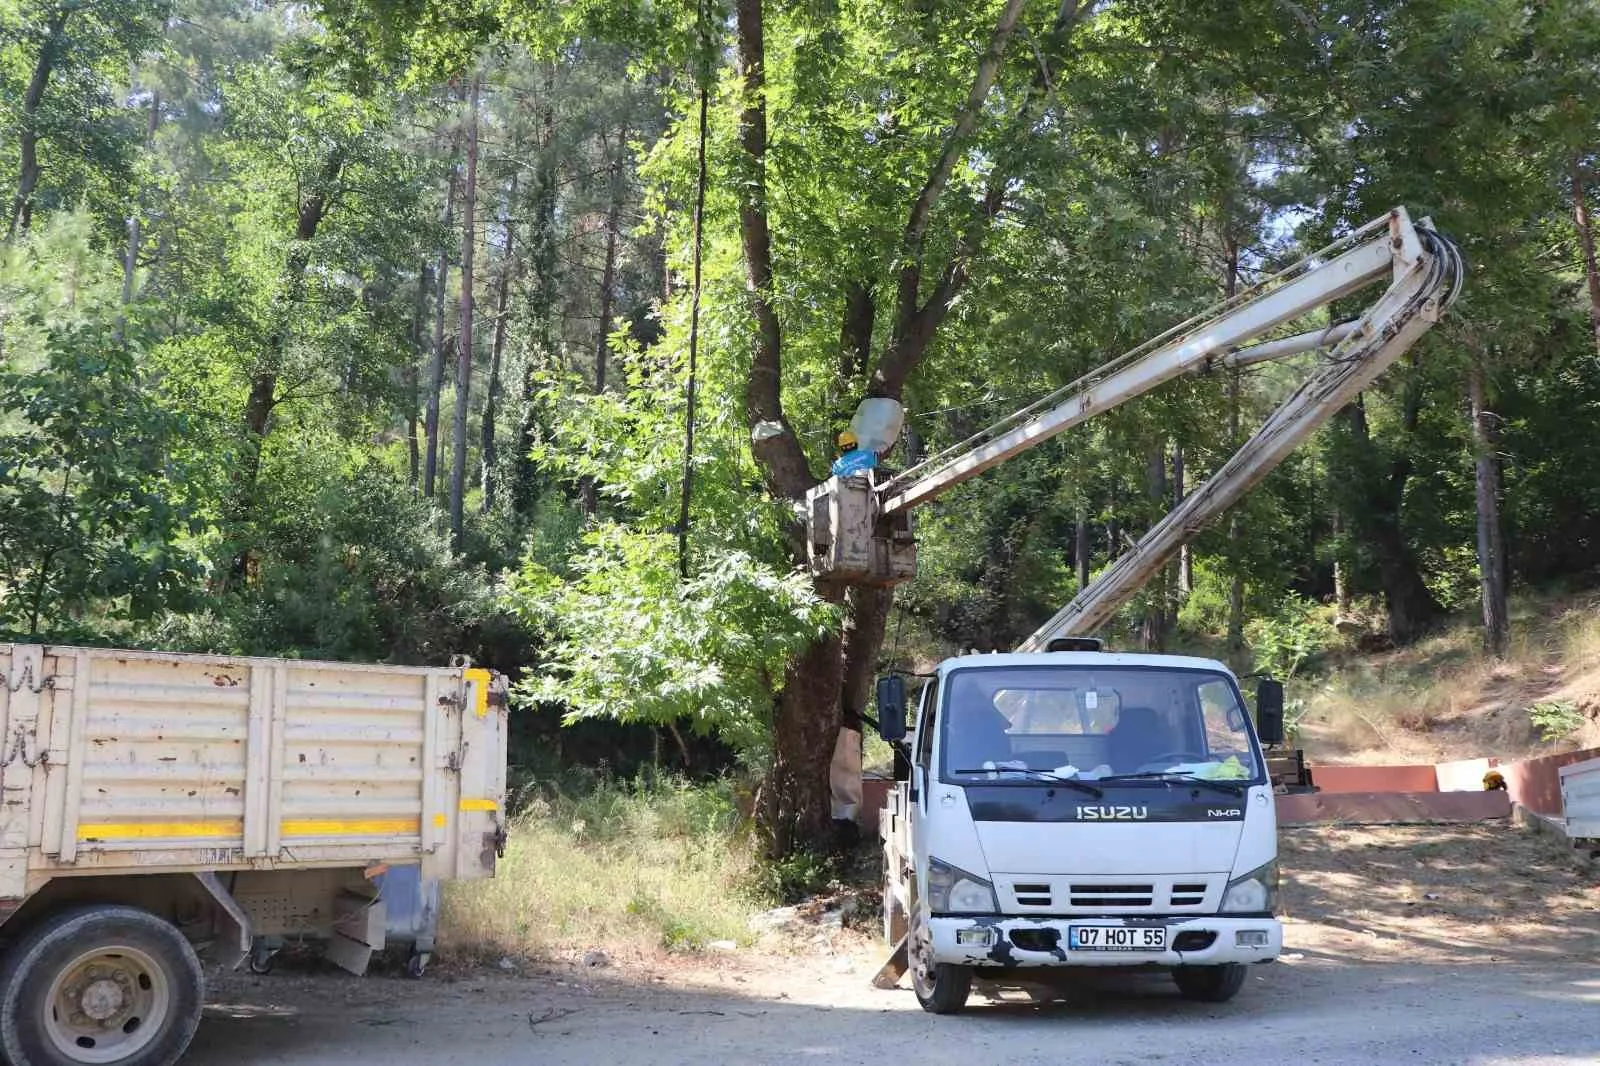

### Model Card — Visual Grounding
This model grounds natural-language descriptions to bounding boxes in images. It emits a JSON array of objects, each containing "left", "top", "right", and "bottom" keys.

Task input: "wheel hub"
[{"left": 79, "top": 979, "right": 125, "bottom": 1022}]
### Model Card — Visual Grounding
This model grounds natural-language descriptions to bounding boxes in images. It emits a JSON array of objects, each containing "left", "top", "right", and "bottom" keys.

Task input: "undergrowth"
[{"left": 439, "top": 773, "right": 845, "bottom": 961}]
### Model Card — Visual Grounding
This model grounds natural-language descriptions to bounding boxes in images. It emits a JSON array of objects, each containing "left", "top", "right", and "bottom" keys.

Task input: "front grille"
[
  {"left": 1069, "top": 883, "right": 1154, "bottom": 908},
  {"left": 1012, "top": 882, "right": 1053, "bottom": 908},
  {"left": 1002, "top": 876, "right": 1219, "bottom": 913}
]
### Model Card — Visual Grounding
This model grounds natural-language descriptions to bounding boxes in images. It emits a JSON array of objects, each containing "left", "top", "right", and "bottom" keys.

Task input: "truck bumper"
[{"left": 928, "top": 914, "right": 1282, "bottom": 968}]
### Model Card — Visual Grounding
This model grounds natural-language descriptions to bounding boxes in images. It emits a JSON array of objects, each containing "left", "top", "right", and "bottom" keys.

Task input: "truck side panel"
[{"left": 0, "top": 645, "right": 506, "bottom": 895}]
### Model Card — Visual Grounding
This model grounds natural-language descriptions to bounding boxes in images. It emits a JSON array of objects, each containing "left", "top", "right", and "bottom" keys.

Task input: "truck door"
[{"left": 909, "top": 678, "right": 939, "bottom": 866}]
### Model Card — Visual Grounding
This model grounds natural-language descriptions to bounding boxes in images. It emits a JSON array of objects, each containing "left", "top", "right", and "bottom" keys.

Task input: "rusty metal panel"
[
  {"left": 277, "top": 665, "right": 428, "bottom": 848},
  {"left": 72, "top": 651, "right": 251, "bottom": 853}
]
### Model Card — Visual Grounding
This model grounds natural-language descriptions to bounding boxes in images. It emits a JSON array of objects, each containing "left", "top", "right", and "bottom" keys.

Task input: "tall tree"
[
  {"left": 449, "top": 75, "right": 481, "bottom": 550},
  {"left": 1467, "top": 357, "right": 1508, "bottom": 656}
]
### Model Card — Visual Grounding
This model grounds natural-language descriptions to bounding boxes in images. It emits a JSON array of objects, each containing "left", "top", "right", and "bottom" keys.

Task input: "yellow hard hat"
[{"left": 838, "top": 430, "right": 858, "bottom": 448}]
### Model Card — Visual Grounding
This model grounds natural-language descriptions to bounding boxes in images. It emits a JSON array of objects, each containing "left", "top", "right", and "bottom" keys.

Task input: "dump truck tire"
[{"left": 0, "top": 905, "right": 203, "bottom": 1066}]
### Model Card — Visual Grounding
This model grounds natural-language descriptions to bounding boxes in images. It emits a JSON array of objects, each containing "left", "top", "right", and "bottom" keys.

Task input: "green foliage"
[
  {"left": 752, "top": 848, "right": 835, "bottom": 906},
  {"left": 0, "top": 213, "right": 202, "bottom": 639},
  {"left": 508, "top": 527, "right": 838, "bottom": 761},
  {"left": 9, "top": 0, "right": 1600, "bottom": 806},
  {"left": 1528, "top": 700, "right": 1584, "bottom": 744},
  {"left": 1247, "top": 594, "right": 1332, "bottom": 683},
  {"left": 142, "top": 464, "right": 515, "bottom": 664}
]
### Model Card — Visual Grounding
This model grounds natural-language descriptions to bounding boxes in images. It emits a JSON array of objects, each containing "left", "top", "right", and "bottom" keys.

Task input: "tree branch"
[
  {"left": 892, "top": 0, "right": 1031, "bottom": 345},
  {"left": 735, "top": 0, "right": 815, "bottom": 498},
  {"left": 872, "top": 0, "right": 1082, "bottom": 399}
]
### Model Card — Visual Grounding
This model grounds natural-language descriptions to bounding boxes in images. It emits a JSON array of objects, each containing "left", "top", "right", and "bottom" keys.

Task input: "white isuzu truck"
[
  {"left": 874, "top": 645, "right": 1286, "bottom": 1013},
  {"left": 802, "top": 208, "right": 1462, "bottom": 1013}
]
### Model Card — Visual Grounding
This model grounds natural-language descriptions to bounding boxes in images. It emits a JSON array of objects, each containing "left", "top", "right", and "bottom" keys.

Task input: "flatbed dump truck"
[{"left": 0, "top": 643, "right": 508, "bottom": 1066}]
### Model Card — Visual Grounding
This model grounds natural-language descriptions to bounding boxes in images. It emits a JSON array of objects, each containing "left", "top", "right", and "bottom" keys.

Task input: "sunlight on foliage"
[{"left": 507, "top": 527, "right": 839, "bottom": 761}]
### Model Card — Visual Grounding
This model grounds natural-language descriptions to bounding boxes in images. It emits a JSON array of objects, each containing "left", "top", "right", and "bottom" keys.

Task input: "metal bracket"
[{"left": 195, "top": 871, "right": 254, "bottom": 967}]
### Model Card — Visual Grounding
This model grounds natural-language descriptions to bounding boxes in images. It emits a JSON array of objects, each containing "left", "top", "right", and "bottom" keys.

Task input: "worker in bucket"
[{"left": 829, "top": 398, "right": 910, "bottom": 849}]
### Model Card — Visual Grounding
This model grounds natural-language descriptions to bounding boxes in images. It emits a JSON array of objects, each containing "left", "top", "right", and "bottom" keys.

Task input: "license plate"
[{"left": 1068, "top": 925, "right": 1167, "bottom": 952}]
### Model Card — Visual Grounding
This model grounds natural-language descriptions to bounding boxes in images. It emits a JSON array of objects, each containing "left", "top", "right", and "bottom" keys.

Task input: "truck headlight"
[
  {"left": 1221, "top": 860, "right": 1278, "bottom": 914},
  {"left": 928, "top": 858, "right": 998, "bottom": 914}
]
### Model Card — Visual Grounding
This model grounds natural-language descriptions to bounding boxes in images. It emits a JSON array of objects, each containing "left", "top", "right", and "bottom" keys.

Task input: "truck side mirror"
[
  {"left": 1255, "top": 678, "right": 1285, "bottom": 745},
  {"left": 875, "top": 675, "right": 908, "bottom": 742}
]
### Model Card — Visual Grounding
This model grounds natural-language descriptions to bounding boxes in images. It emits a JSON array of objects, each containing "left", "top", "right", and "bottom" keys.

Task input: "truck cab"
[{"left": 876, "top": 649, "right": 1284, "bottom": 1014}]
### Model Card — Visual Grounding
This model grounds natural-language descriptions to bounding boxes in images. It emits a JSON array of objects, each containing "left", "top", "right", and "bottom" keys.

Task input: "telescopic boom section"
[{"left": 802, "top": 208, "right": 1464, "bottom": 617}]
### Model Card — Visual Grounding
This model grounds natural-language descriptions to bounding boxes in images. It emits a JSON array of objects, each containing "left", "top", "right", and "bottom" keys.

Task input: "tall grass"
[{"left": 441, "top": 775, "right": 766, "bottom": 961}]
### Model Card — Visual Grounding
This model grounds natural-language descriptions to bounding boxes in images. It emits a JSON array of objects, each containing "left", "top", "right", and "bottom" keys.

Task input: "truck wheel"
[
  {"left": 0, "top": 905, "right": 203, "bottom": 1066},
  {"left": 1172, "top": 963, "right": 1247, "bottom": 1003},
  {"left": 909, "top": 912, "right": 971, "bottom": 1014}
]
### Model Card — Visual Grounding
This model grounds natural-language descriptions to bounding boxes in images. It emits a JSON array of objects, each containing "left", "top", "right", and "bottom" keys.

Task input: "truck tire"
[
  {"left": 909, "top": 910, "right": 971, "bottom": 1014},
  {"left": 0, "top": 905, "right": 204, "bottom": 1066},
  {"left": 1172, "top": 963, "right": 1247, "bottom": 1003}
]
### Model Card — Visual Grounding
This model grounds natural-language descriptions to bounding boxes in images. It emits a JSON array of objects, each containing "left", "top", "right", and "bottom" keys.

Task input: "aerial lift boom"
[{"left": 805, "top": 207, "right": 1464, "bottom": 646}]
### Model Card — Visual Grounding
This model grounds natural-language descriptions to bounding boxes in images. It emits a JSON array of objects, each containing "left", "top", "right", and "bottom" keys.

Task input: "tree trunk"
[
  {"left": 481, "top": 172, "right": 518, "bottom": 515},
  {"left": 594, "top": 135, "right": 624, "bottom": 395},
  {"left": 1173, "top": 443, "right": 1191, "bottom": 596},
  {"left": 424, "top": 166, "right": 457, "bottom": 500},
  {"left": 1140, "top": 444, "right": 1170, "bottom": 651},
  {"left": 119, "top": 93, "right": 160, "bottom": 336},
  {"left": 1075, "top": 500, "right": 1090, "bottom": 593},
  {"left": 1340, "top": 397, "right": 1442, "bottom": 643},
  {"left": 734, "top": 0, "right": 836, "bottom": 854},
  {"left": 1468, "top": 358, "right": 1508, "bottom": 656},
  {"left": 230, "top": 147, "right": 345, "bottom": 578},
  {"left": 733, "top": 0, "right": 1040, "bottom": 855},
  {"left": 513, "top": 63, "right": 559, "bottom": 516},
  {"left": 1332, "top": 506, "right": 1349, "bottom": 614},
  {"left": 760, "top": 619, "right": 846, "bottom": 858},
  {"left": 1222, "top": 235, "right": 1246, "bottom": 654},
  {"left": 408, "top": 261, "right": 431, "bottom": 491},
  {"left": 582, "top": 135, "right": 626, "bottom": 517},
  {"left": 449, "top": 77, "right": 481, "bottom": 552},
  {"left": 1573, "top": 154, "right": 1600, "bottom": 360},
  {"left": 7, "top": 6, "right": 69, "bottom": 241}
]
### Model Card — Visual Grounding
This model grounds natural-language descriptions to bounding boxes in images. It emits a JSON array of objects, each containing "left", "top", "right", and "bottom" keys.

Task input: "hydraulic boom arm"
[{"left": 803, "top": 208, "right": 1464, "bottom": 639}]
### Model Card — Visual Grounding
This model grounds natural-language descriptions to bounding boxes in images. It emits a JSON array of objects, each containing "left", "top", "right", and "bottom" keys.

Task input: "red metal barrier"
[
  {"left": 1500, "top": 746, "right": 1600, "bottom": 817},
  {"left": 1312, "top": 764, "right": 1440, "bottom": 794},
  {"left": 1277, "top": 790, "right": 1510, "bottom": 826}
]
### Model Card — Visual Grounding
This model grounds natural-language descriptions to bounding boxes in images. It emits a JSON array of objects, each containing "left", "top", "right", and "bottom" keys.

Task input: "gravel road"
[
  {"left": 184, "top": 824, "right": 1599, "bottom": 1066},
  {"left": 185, "top": 949, "right": 1599, "bottom": 1066}
]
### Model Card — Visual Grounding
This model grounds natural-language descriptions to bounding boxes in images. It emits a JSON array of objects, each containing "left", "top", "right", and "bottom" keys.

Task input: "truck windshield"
[{"left": 939, "top": 665, "right": 1264, "bottom": 785}]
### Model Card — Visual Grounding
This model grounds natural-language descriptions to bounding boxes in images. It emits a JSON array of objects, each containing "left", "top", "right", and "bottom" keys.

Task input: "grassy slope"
[{"left": 1294, "top": 588, "right": 1600, "bottom": 764}]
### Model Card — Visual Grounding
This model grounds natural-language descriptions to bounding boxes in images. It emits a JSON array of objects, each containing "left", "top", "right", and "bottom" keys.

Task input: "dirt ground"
[{"left": 188, "top": 823, "right": 1600, "bottom": 1066}]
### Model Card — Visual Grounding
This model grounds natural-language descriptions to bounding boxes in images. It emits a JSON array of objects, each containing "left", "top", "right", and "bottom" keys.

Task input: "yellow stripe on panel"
[
  {"left": 77, "top": 820, "right": 242, "bottom": 841},
  {"left": 463, "top": 668, "right": 491, "bottom": 717},
  {"left": 458, "top": 799, "right": 498, "bottom": 812},
  {"left": 279, "top": 818, "right": 420, "bottom": 837}
]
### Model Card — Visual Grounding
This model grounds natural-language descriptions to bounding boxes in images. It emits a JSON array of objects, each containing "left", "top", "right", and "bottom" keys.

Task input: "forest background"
[{"left": 4, "top": 0, "right": 1600, "bottom": 856}]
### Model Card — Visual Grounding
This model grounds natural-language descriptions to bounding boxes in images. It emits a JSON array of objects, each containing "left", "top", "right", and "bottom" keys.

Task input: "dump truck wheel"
[
  {"left": 1172, "top": 963, "right": 1247, "bottom": 1003},
  {"left": 0, "top": 905, "right": 203, "bottom": 1066}
]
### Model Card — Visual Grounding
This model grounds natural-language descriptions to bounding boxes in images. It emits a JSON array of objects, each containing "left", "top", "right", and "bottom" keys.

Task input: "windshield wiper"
[
  {"left": 954, "top": 768, "right": 1104, "bottom": 798},
  {"left": 1096, "top": 771, "right": 1245, "bottom": 797}
]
